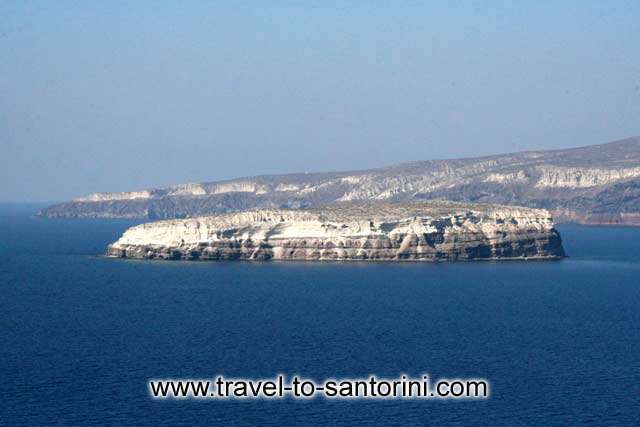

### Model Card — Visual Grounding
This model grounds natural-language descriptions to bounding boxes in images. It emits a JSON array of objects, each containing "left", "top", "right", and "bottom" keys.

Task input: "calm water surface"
[{"left": 1, "top": 205, "right": 639, "bottom": 425}]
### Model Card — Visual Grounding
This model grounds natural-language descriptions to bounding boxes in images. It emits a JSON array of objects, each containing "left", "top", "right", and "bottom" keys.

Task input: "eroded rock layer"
[{"left": 106, "top": 201, "right": 565, "bottom": 262}]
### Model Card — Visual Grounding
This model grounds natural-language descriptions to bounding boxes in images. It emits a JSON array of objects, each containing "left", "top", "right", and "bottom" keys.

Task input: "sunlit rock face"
[
  {"left": 106, "top": 201, "right": 565, "bottom": 262},
  {"left": 42, "top": 137, "right": 640, "bottom": 225}
]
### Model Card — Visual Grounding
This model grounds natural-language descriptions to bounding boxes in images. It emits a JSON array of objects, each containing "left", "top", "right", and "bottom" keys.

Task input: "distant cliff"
[
  {"left": 106, "top": 201, "right": 565, "bottom": 262},
  {"left": 41, "top": 137, "right": 640, "bottom": 225}
]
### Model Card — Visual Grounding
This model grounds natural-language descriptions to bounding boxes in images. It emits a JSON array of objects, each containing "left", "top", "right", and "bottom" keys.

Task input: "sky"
[{"left": 1, "top": 1, "right": 639, "bottom": 202}]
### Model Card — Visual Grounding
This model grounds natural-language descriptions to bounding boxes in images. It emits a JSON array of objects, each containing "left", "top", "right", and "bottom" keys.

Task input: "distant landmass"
[
  {"left": 106, "top": 201, "right": 565, "bottom": 262},
  {"left": 40, "top": 136, "right": 640, "bottom": 225}
]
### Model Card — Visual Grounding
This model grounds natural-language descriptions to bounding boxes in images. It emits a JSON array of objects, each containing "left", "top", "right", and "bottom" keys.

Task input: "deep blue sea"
[{"left": 1, "top": 204, "right": 639, "bottom": 426}]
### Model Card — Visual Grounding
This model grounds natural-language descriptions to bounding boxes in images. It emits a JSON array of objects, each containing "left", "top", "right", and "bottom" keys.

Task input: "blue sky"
[{"left": 1, "top": 1, "right": 639, "bottom": 201}]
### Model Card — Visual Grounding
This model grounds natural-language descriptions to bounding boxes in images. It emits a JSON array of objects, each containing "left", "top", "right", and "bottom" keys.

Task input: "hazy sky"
[{"left": 1, "top": 1, "right": 639, "bottom": 202}]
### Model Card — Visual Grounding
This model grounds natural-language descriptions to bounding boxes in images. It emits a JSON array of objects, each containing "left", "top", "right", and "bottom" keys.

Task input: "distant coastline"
[{"left": 38, "top": 137, "right": 640, "bottom": 227}]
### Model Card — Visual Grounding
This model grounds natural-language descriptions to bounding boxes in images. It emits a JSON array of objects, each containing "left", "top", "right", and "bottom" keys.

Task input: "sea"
[{"left": 1, "top": 204, "right": 639, "bottom": 426}]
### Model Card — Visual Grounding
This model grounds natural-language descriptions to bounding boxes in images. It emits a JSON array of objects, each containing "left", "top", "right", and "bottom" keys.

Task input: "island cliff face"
[
  {"left": 41, "top": 137, "right": 640, "bottom": 226},
  {"left": 106, "top": 202, "right": 565, "bottom": 262}
]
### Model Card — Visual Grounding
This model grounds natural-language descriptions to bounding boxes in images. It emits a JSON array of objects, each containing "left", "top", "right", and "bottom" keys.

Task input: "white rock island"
[{"left": 106, "top": 201, "right": 565, "bottom": 262}]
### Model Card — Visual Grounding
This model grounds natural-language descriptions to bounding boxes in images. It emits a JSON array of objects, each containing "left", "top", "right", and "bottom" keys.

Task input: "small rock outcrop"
[{"left": 106, "top": 201, "right": 565, "bottom": 262}]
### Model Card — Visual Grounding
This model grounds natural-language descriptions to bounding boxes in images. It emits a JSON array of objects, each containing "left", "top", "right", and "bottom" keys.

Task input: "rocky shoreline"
[{"left": 106, "top": 201, "right": 565, "bottom": 262}]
